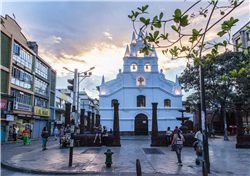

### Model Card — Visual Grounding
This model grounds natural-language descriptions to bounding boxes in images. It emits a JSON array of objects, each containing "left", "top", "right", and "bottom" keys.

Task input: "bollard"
[
  {"left": 136, "top": 159, "right": 142, "bottom": 176},
  {"left": 202, "top": 160, "right": 208, "bottom": 176},
  {"left": 104, "top": 149, "right": 114, "bottom": 167}
]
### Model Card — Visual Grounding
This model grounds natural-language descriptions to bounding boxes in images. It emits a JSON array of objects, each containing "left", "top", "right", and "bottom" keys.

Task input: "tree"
[
  {"left": 128, "top": 1, "right": 249, "bottom": 172},
  {"left": 179, "top": 52, "right": 250, "bottom": 135}
]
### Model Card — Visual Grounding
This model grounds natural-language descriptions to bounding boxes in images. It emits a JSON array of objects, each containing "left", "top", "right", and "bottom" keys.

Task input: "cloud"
[{"left": 103, "top": 32, "right": 113, "bottom": 40}]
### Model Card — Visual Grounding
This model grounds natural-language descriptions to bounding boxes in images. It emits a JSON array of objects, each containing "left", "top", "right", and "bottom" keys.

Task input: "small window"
[
  {"left": 164, "top": 99, "right": 171, "bottom": 107},
  {"left": 111, "top": 99, "right": 118, "bottom": 107},
  {"left": 137, "top": 95, "right": 145, "bottom": 107},
  {"left": 130, "top": 63, "right": 138, "bottom": 72},
  {"left": 144, "top": 63, "right": 151, "bottom": 72}
]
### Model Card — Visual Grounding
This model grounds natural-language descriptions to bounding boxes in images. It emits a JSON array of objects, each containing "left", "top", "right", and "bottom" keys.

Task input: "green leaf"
[
  {"left": 229, "top": 69, "right": 237, "bottom": 76},
  {"left": 151, "top": 26, "right": 154, "bottom": 30},
  {"left": 246, "top": 26, "right": 250, "bottom": 30},
  {"left": 137, "top": 7, "right": 142, "bottom": 11},
  {"left": 159, "top": 12, "right": 163, "bottom": 20},
  {"left": 144, "top": 5, "right": 149, "bottom": 11},
  {"left": 128, "top": 15, "right": 133, "bottom": 19},
  {"left": 220, "top": 11, "right": 225, "bottom": 15},
  {"left": 153, "top": 16, "right": 158, "bottom": 23},
  {"left": 175, "top": 9, "right": 182, "bottom": 18},
  {"left": 244, "top": 49, "right": 248, "bottom": 55},
  {"left": 194, "top": 58, "right": 201, "bottom": 66},
  {"left": 154, "top": 31, "right": 159, "bottom": 39},
  {"left": 237, "top": 43, "right": 242, "bottom": 48},
  {"left": 217, "top": 31, "right": 226, "bottom": 37},
  {"left": 223, "top": 40, "right": 227, "bottom": 45},
  {"left": 171, "top": 25, "right": 177, "bottom": 32},
  {"left": 140, "top": 17, "right": 146, "bottom": 23},
  {"left": 238, "top": 68, "right": 246, "bottom": 74}
]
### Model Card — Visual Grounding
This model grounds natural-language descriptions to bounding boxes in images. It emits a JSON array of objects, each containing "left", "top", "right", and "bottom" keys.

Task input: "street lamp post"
[
  {"left": 63, "top": 67, "right": 95, "bottom": 127},
  {"left": 76, "top": 67, "right": 95, "bottom": 127}
]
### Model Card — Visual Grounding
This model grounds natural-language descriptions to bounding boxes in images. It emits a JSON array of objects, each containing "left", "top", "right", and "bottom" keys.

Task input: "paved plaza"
[{"left": 1, "top": 135, "right": 250, "bottom": 176}]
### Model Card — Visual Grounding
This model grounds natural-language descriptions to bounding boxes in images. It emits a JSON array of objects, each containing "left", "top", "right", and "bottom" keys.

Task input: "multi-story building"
[
  {"left": 0, "top": 15, "right": 56, "bottom": 141},
  {"left": 79, "top": 89, "right": 99, "bottom": 128},
  {"left": 232, "top": 21, "right": 250, "bottom": 52},
  {"left": 54, "top": 89, "right": 72, "bottom": 129}
]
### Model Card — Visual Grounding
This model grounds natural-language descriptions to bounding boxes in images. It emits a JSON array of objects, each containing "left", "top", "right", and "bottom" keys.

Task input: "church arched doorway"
[{"left": 135, "top": 113, "right": 148, "bottom": 135}]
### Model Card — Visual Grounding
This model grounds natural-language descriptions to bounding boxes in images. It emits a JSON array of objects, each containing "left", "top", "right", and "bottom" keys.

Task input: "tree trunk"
[{"left": 208, "top": 108, "right": 219, "bottom": 137}]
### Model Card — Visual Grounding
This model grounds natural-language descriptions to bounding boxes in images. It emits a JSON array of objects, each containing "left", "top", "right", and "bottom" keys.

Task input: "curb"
[{"left": 1, "top": 161, "right": 113, "bottom": 175}]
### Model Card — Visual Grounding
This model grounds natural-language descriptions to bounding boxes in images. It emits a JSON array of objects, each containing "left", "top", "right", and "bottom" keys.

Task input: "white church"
[{"left": 99, "top": 31, "right": 184, "bottom": 135}]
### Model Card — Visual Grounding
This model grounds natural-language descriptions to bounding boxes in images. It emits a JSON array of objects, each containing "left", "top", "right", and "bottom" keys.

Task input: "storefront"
[
  {"left": 1, "top": 94, "right": 14, "bottom": 142},
  {"left": 9, "top": 114, "right": 34, "bottom": 139},
  {"left": 33, "top": 106, "right": 50, "bottom": 138}
]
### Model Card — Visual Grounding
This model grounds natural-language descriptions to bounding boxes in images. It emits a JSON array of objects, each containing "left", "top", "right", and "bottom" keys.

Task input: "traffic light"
[{"left": 67, "top": 79, "right": 74, "bottom": 91}]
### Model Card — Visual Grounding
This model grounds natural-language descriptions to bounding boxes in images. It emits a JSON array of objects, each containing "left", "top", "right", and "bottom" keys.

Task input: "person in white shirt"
[
  {"left": 195, "top": 128, "right": 203, "bottom": 141},
  {"left": 166, "top": 127, "right": 172, "bottom": 143}
]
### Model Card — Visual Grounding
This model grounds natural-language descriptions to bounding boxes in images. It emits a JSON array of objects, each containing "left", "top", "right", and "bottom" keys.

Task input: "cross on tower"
[{"left": 138, "top": 77, "right": 144, "bottom": 86}]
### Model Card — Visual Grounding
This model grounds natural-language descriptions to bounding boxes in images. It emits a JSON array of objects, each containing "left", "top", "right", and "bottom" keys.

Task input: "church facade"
[{"left": 99, "top": 31, "right": 183, "bottom": 134}]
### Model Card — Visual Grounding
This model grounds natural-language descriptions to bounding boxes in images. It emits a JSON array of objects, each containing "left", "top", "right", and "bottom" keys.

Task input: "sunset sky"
[{"left": 1, "top": 0, "right": 249, "bottom": 99}]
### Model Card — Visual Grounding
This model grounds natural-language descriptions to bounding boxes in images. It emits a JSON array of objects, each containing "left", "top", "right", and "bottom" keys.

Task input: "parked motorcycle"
[{"left": 195, "top": 141, "right": 203, "bottom": 165}]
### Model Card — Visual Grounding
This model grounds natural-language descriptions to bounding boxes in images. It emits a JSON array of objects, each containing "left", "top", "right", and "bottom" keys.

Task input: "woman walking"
[
  {"left": 93, "top": 125, "right": 102, "bottom": 143},
  {"left": 41, "top": 127, "right": 49, "bottom": 151},
  {"left": 22, "top": 126, "right": 30, "bottom": 145},
  {"left": 170, "top": 129, "right": 185, "bottom": 166}
]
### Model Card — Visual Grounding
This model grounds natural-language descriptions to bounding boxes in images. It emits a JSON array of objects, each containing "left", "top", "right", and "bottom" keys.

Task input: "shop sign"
[
  {"left": 33, "top": 116, "right": 40, "bottom": 119},
  {"left": 34, "top": 106, "right": 50, "bottom": 117},
  {"left": 6, "top": 115, "right": 14, "bottom": 121},
  {"left": 16, "top": 102, "right": 32, "bottom": 111},
  {"left": 1, "top": 99, "right": 8, "bottom": 109}
]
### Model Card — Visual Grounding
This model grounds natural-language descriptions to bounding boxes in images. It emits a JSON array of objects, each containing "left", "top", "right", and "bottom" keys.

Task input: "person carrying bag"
[{"left": 170, "top": 129, "right": 185, "bottom": 166}]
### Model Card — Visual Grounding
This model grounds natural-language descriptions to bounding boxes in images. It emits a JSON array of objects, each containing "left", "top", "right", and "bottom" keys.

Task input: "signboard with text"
[
  {"left": 34, "top": 106, "right": 50, "bottom": 117},
  {"left": 16, "top": 102, "right": 32, "bottom": 111},
  {"left": 1, "top": 99, "right": 7, "bottom": 109}
]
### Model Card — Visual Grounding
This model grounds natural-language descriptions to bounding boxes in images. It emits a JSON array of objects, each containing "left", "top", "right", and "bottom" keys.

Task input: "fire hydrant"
[{"left": 104, "top": 149, "right": 113, "bottom": 167}]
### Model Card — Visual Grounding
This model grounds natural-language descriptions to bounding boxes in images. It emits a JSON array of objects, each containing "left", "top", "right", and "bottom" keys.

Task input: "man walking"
[{"left": 54, "top": 127, "right": 59, "bottom": 140}]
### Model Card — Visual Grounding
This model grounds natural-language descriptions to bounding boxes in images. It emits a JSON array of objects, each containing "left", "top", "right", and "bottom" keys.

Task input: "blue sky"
[{"left": 1, "top": 0, "right": 249, "bottom": 99}]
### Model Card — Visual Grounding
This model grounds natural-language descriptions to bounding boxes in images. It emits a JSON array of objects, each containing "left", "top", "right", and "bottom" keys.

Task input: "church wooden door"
[{"left": 135, "top": 114, "right": 148, "bottom": 135}]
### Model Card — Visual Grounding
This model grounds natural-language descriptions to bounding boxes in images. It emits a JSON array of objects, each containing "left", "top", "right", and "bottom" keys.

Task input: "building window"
[
  {"left": 34, "top": 96, "right": 48, "bottom": 108},
  {"left": 13, "top": 42, "right": 33, "bottom": 70},
  {"left": 50, "top": 93, "right": 55, "bottom": 107},
  {"left": 11, "top": 65, "right": 33, "bottom": 90},
  {"left": 35, "top": 59, "right": 48, "bottom": 79},
  {"left": 144, "top": 63, "right": 151, "bottom": 72},
  {"left": 164, "top": 99, "right": 171, "bottom": 107},
  {"left": 35, "top": 77, "right": 48, "bottom": 96},
  {"left": 137, "top": 95, "right": 145, "bottom": 107},
  {"left": 56, "top": 97, "right": 61, "bottom": 108},
  {"left": 247, "top": 32, "right": 250, "bottom": 41},
  {"left": 61, "top": 99, "right": 66, "bottom": 110},
  {"left": 11, "top": 89, "right": 32, "bottom": 109},
  {"left": 130, "top": 63, "right": 138, "bottom": 72},
  {"left": 111, "top": 99, "right": 118, "bottom": 107}
]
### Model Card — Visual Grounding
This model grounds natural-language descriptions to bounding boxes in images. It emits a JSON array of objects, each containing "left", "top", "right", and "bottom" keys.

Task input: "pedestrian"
[
  {"left": 13, "top": 127, "right": 17, "bottom": 141},
  {"left": 173, "top": 126, "right": 178, "bottom": 134},
  {"left": 54, "top": 127, "right": 59, "bottom": 140},
  {"left": 93, "top": 125, "right": 102, "bottom": 143},
  {"left": 64, "top": 124, "right": 71, "bottom": 135},
  {"left": 41, "top": 127, "right": 49, "bottom": 151},
  {"left": 102, "top": 126, "right": 108, "bottom": 147},
  {"left": 170, "top": 129, "right": 185, "bottom": 166},
  {"left": 110, "top": 128, "right": 113, "bottom": 134},
  {"left": 166, "top": 127, "right": 172, "bottom": 143},
  {"left": 22, "top": 126, "right": 30, "bottom": 145},
  {"left": 211, "top": 128, "right": 215, "bottom": 138},
  {"left": 59, "top": 126, "right": 64, "bottom": 137}
]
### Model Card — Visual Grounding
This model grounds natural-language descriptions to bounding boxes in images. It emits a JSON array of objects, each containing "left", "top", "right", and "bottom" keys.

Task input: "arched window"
[
  {"left": 137, "top": 95, "right": 145, "bottom": 107},
  {"left": 130, "top": 63, "right": 138, "bottom": 72},
  {"left": 144, "top": 63, "right": 151, "bottom": 72},
  {"left": 111, "top": 99, "right": 118, "bottom": 107},
  {"left": 164, "top": 99, "right": 171, "bottom": 107}
]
